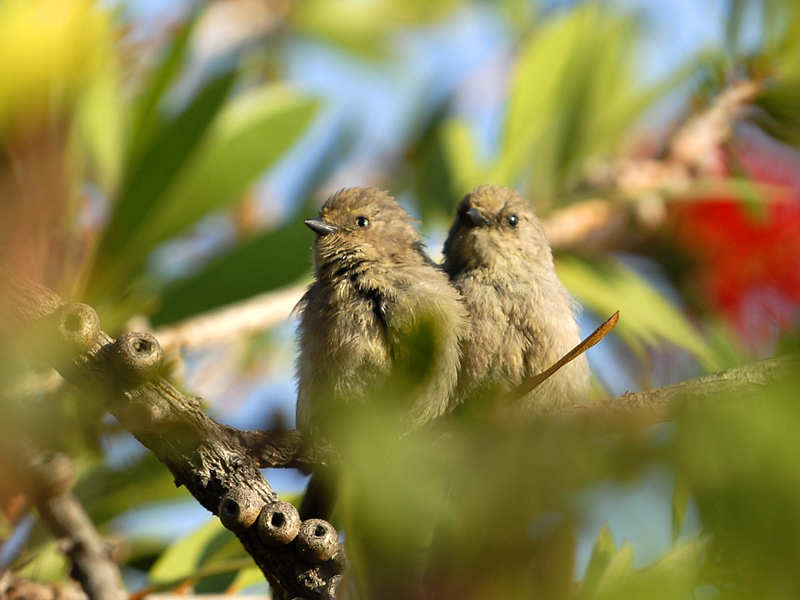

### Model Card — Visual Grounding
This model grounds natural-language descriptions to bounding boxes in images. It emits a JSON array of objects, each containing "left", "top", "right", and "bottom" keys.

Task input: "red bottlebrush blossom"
[{"left": 671, "top": 126, "right": 800, "bottom": 347}]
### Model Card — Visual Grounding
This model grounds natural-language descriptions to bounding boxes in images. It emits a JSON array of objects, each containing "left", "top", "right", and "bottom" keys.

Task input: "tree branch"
[
  {"left": 2, "top": 444, "right": 125, "bottom": 600},
  {"left": 556, "top": 352, "right": 799, "bottom": 431},
  {"left": 150, "top": 283, "right": 308, "bottom": 353},
  {"left": 1, "top": 268, "right": 341, "bottom": 600},
  {"left": 3, "top": 267, "right": 796, "bottom": 599},
  {"left": 0, "top": 572, "right": 88, "bottom": 600}
]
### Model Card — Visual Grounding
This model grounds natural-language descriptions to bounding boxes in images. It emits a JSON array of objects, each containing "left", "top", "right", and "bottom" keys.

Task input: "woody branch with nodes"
[{"left": 2, "top": 265, "right": 798, "bottom": 600}]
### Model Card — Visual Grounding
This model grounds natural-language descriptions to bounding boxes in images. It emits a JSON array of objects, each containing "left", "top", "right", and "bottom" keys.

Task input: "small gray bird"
[
  {"left": 296, "top": 187, "right": 466, "bottom": 519},
  {"left": 442, "top": 185, "right": 590, "bottom": 411}
]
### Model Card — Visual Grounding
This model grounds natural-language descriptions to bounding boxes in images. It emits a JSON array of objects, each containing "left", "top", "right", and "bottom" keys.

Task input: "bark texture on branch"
[
  {"left": 556, "top": 352, "right": 800, "bottom": 430},
  {"left": 4, "top": 267, "right": 797, "bottom": 600},
  {"left": 0, "top": 572, "right": 88, "bottom": 600},
  {"left": 0, "top": 442, "right": 125, "bottom": 600},
  {"left": 1, "top": 268, "right": 341, "bottom": 600}
]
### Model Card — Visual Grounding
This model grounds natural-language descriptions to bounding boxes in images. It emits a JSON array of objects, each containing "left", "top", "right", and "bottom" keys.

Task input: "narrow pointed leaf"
[
  {"left": 582, "top": 524, "right": 618, "bottom": 597},
  {"left": 671, "top": 472, "right": 692, "bottom": 543},
  {"left": 89, "top": 69, "right": 237, "bottom": 300}
]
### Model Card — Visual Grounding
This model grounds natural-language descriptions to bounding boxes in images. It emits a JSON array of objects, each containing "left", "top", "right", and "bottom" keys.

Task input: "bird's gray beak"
[
  {"left": 305, "top": 218, "right": 339, "bottom": 236},
  {"left": 465, "top": 207, "right": 491, "bottom": 227}
]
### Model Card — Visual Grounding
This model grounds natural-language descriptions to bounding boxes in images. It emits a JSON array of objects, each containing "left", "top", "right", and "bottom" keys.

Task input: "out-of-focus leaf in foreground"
[
  {"left": 674, "top": 370, "right": 800, "bottom": 597},
  {"left": 580, "top": 523, "right": 618, "bottom": 598}
]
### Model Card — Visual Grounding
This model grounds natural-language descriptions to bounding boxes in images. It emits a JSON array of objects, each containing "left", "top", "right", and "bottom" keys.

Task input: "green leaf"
[
  {"left": 623, "top": 537, "right": 708, "bottom": 600},
  {"left": 593, "top": 542, "right": 635, "bottom": 598},
  {"left": 229, "top": 565, "right": 266, "bottom": 592},
  {"left": 409, "top": 111, "right": 460, "bottom": 222},
  {"left": 113, "top": 70, "right": 236, "bottom": 251},
  {"left": 441, "top": 119, "right": 482, "bottom": 199},
  {"left": 76, "top": 65, "right": 124, "bottom": 194},
  {"left": 582, "top": 524, "right": 618, "bottom": 597},
  {"left": 88, "top": 69, "right": 237, "bottom": 301},
  {"left": 671, "top": 473, "right": 692, "bottom": 543},
  {"left": 90, "top": 86, "right": 318, "bottom": 307},
  {"left": 150, "top": 212, "right": 312, "bottom": 325},
  {"left": 18, "top": 540, "right": 69, "bottom": 583},
  {"left": 726, "top": 0, "right": 747, "bottom": 57},
  {"left": 127, "top": 87, "right": 319, "bottom": 262},
  {"left": 128, "top": 13, "right": 199, "bottom": 161},
  {"left": 556, "top": 255, "right": 722, "bottom": 371},
  {"left": 495, "top": 4, "right": 590, "bottom": 190},
  {"left": 75, "top": 454, "right": 185, "bottom": 526},
  {"left": 148, "top": 518, "right": 244, "bottom": 587},
  {"left": 490, "top": 4, "right": 694, "bottom": 204},
  {"left": 290, "top": 0, "right": 458, "bottom": 58}
]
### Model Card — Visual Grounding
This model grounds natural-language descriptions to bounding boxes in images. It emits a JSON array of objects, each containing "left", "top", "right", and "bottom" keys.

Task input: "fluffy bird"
[
  {"left": 296, "top": 187, "right": 466, "bottom": 519},
  {"left": 442, "top": 185, "right": 590, "bottom": 410}
]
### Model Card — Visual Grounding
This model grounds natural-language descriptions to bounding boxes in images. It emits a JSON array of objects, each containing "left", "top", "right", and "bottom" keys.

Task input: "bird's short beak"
[
  {"left": 465, "top": 207, "right": 491, "bottom": 227},
  {"left": 305, "top": 218, "right": 339, "bottom": 236}
]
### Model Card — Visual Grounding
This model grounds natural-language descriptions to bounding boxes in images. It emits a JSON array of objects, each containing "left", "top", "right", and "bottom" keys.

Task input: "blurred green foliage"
[{"left": 1, "top": 0, "right": 800, "bottom": 598}]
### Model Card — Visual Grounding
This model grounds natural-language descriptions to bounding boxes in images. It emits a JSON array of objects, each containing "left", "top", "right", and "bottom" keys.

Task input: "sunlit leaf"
[
  {"left": 671, "top": 472, "right": 692, "bottom": 543},
  {"left": 109, "top": 70, "right": 236, "bottom": 248},
  {"left": 0, "top": 0, "right": 115, "bottom": 136},
  {"left": 290, "top": 0, "right": 458, "bottom": 58},
  {"left": 556, "top": 255, "right": 722, "bottom": 371},
  {"left": 581, "top": 524, "right": 617, "bottom": 597},
  {"left": 128, "top": 13, "right": 199, "bottom": 162},
  {"left": 89, "top": 86, "right": 318, "bottom": 307},
  {"left": 491, "top": 4, "right": 698, "bottom": 205},
  {"left": 495, "top": 4, "right": 590, "bottom": 191},
  {"left": 592, "top": 542, "right": 634, "bottom": 597},
  {"left": 441, "top": 119, "right": 483, "bottom": 199},
  {"left": 75, "top": 56, "right": 123, "bottom": 194},
  {"left": 127, "top": 88, "right": 319, "bottom": 263},
  {"left": 228, "top": 565, "right": 266, "bottom": 592},
  {"left": 88, "top": 69, "right": 237, "bottom": 301},
  {"left": 409, "top": 111, "right": 459, "bottom": 222},
  {"left": 148, "top": 518, "right": 243, "bottom": 587},
  {"left": 620, "top": 537, "right": 708, "bottom": 600},
  {"left": 17, "top": 540, "right": 69, "bottom": 583}
]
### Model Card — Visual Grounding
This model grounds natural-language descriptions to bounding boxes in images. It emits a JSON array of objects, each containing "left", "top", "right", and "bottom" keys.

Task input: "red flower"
[{"left": 671, "top": 127, "right": 800, "bottom": 347}]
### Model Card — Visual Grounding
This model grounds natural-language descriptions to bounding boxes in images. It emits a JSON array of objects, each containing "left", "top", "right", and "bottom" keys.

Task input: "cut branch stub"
[
  {"left": 218, "top": 488, "right": 264, "bottom": 533},
  {"left": 295, "top": 519, "right": 339, "bottom": 563},
  {"left": 257, "top": 501, "right": 301, "bottom": 546},
  {"left": 110, "top": 332, "right": 164, "bottom": 385},
  {"left": 53, "top": 303, "right": 101, "bottom": 356}
]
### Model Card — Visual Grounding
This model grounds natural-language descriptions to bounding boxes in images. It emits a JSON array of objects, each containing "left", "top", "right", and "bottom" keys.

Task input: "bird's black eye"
[
  {"left": 508, "top": 214, "right": 519, "bottom": 227},
  {"left": 356, "top": 216, "right": 370, "bottom": 228}
]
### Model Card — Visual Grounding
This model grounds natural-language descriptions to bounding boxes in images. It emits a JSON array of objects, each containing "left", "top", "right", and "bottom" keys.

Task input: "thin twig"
[
  {"left": 498, "top": 311, "right": 620, "bottom": 407},
  {"left": 2, "top": 442, "right": 125, "bottom": 600}
]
